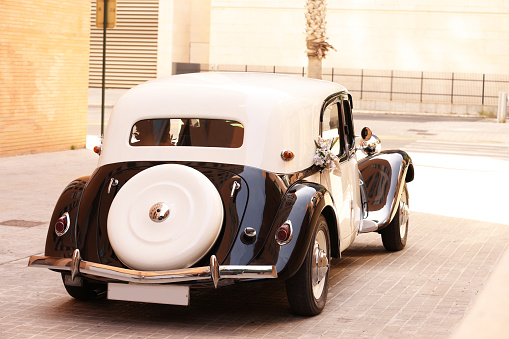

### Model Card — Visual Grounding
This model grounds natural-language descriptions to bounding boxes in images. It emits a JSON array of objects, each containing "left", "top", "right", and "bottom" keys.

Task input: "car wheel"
[
  {"left": 381, "top": 183, "right": 409, "bottom": 251},
  {"left": 61, "top": 274, "right": 106, "bottom": 301},
  {"left": 285, "top": 215, "right": 330, "bottom": 316}
]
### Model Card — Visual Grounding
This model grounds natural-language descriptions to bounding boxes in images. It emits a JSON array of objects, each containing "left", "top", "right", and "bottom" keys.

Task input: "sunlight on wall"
[{"left": 209, "top": 0, "right": 509, "bottom": 74}]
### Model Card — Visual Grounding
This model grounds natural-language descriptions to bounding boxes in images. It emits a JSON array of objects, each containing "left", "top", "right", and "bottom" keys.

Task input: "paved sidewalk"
[{"left": 1, "top": 113, "right": 509, "bottom": 338}]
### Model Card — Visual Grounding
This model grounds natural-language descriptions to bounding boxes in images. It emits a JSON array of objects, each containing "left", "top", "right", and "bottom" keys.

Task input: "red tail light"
[
  {"left": 275, "top": 220, "right": 293, "bottom": 245},
  {"left": 281, "top": 150, "right": 295, "bottom": 161},
  {"left": 55, "top": 212, "right": 70, "bottom": 236}
]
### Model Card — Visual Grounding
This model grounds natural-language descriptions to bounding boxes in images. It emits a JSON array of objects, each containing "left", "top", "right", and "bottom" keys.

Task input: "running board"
[{"left": 359, "top": 219, "right": 378, "bottom": 233}]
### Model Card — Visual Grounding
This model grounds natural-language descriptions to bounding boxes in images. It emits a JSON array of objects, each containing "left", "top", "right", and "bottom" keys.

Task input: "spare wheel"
[{"left": 107, "top": 164, "right": 224, "bottom": 271}]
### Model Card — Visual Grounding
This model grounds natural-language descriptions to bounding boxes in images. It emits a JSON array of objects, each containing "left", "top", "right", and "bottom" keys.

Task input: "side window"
[
  {"left": 321, "top": 102, "right": 345, "bottom": 157},
  {"left": 341, "top": 99, "right": 355, "bottom": 150}
]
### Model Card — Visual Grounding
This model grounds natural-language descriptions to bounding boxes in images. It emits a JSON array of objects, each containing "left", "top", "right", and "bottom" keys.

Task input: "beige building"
[
  {"left": 89, "top": 0, "right": 212, "bottom": 88},
  {"left": 209, "top": 0, "right": 509, "bottom": 75},
  {"left": 92, "top": 0, "right": 509, "bottom": 84},
  {"left": 1, "top": 1, "right": 90, "bottom": 157},
  {"left": 207, "top": 1, "right": 509, "bottom": 112},
  {"left": 91, "top": 0, "right": 509, "bottom": 113}
]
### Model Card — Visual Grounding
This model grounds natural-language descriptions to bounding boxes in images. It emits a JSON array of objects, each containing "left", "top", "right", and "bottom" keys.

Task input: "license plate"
[{"left": 108, "top": 283, "right": 190, "bottom": 306}]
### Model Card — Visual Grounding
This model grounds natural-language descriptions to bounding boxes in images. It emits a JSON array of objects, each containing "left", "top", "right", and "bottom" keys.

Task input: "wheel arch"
[
  {"left": 270, "top": 182, "right": 338, "bottom": 280},
  {"left": 321, "top": 205, "right": 340, "bottom": 258}
]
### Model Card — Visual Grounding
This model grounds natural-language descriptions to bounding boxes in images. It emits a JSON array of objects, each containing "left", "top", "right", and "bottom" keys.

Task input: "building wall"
[
  {"left": 0, "top": 1, "right": 90, "bottom": 157},
  {"left": 90, "top": 0, "right": 159, "bottom": 88},
  {"left": 209, "top": 0, "right": 509, "bottom": 75},
  {"left": 157, "top": 0, "right": 211, "bottom": 77},
  {"left": 210, "top": 1, "right": 305, "bottom": 67}
]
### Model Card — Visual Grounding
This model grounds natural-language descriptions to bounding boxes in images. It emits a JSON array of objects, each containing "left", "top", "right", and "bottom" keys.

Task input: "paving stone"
[{"left": 2, "top": 116, "right": 509, "bottom": 337}]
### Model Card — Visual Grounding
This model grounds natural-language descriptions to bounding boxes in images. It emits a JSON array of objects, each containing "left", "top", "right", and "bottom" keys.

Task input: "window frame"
[
  {"left": 320, "top": 92, "right": 352, "bottom": 162},
  {"left": 340, "top": 96, "right": 356, "bottom": 153}
]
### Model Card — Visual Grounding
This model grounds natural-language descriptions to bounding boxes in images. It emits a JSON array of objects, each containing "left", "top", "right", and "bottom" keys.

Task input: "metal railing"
[
  {"left": 323, "top": 69, "right": 509, "bottom": 107},
  {"left": 175, "top": 63, "right": 509, "bottom": 107}
]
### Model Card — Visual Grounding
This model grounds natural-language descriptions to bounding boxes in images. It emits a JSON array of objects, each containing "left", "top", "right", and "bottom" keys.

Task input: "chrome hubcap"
[
  {"left": 399, "top": 189, "right": 409, "bottom": 237},
  {"left": 149, "top": 202, "right": 170, "bottom": 222},
  {"left": 311, "top": 229, "right": 329, "bottom": 299}
]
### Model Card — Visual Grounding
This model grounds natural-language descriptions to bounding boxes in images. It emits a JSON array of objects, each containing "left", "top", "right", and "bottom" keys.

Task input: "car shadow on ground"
[{"left": 37, "top": 238, "right": 399, "bottom": 327}]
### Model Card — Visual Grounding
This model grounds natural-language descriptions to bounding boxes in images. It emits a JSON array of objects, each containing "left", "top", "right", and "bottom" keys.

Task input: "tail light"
[
  {"left": 275, "top": 220, "right": 293, "bottom": 245},
  {"left": 55, "top": 212, "right": 70, "bottom": 236},
  {"left": 281, "top": 150, "right": 295, "bottom": 161}
]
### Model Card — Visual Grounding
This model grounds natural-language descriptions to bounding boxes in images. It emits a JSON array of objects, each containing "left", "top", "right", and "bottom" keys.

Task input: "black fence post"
[
  {"left": 451, "top": 72, "right": 454, "bottom": 104},
  {"left": 482, "top": 74, "right": 485, "bottom": 106},
  {"left": 390, "top": 70, "right": 394, "bottom": 101},
  {"left": 420, "top": 71, "right": 424, "bottom": 103},
  {"left": 360, "top": 69, "right": 364, "bottom": 100}
]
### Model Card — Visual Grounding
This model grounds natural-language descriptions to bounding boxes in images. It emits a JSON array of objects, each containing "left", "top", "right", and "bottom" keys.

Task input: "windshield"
[{"left": 129, "top": 118, "right": 244, "bottom": 148}]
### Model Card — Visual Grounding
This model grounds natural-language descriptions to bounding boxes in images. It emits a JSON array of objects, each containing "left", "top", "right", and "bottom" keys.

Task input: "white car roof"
[{"left": 99, "top": 72, "right": 348, "bottom": 174}]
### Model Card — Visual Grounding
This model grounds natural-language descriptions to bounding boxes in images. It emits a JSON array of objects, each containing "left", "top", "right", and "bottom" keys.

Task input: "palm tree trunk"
[
  {"left": 308, "top": 56, "right": 322, "bottom": 80},
  {"left": 305, "top": 0, "right": 334, "bottom": 80}
]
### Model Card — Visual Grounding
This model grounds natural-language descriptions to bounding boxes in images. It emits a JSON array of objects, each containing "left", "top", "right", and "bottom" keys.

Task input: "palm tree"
[{"left": 305, "top": 0, "right": 335, "bottom": 79}]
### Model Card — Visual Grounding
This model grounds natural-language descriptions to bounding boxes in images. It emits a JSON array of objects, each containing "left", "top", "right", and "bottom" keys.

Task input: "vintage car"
[{"left": 28, "top": 72, "right": 414, "bottom": 316}]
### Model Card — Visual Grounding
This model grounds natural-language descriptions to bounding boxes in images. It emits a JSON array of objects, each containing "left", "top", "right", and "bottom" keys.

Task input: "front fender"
[
  {"left": 251, "top": 182, "right": 336, "bottom": 280},
  {"left": 358, "top": 150, "right": 414, "bottom": 230}
]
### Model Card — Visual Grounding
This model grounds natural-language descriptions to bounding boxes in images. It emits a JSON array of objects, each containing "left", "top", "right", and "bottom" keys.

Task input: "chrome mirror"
[
  {"left": 359, "top": 127, "right": 381, "bottom": 156},
  {"left": 361, "top": 127, "right": 372, "bottom": 141}
]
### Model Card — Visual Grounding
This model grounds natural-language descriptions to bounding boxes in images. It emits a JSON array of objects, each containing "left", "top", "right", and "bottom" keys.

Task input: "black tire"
[
  {"left": 381, "top": 183, "right": 409, "bottom": 251},
  {"left": 61, "top": 274, "right": 107, "bottom": 301},
  {"left": 286, "top": 215, "right": 331, "bottom": 316}
]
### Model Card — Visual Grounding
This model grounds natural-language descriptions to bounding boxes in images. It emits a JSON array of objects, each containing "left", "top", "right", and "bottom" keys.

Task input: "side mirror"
[
  {"left": 361, "top": 127, "right": 372, "bottom": 141},
  {"left": 359, "top": 127, "right": 381, "bottom": 156}
]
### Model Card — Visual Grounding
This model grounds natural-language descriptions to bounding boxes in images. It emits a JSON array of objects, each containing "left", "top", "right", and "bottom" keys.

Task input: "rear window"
[{"left": 129, "top": 118, "right": 244, "bottom": 148}]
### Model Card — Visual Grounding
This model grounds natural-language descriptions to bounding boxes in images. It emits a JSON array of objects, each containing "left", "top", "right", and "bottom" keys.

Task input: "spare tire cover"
[{"left": 107, "top": 164, "right": 224, "bottom": 271}]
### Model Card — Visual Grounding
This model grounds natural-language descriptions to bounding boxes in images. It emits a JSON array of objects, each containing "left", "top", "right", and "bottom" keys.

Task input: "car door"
[
  {"left": 340, "top": 97, "right": 362, "bottom": 237},
  {"left": 319, "top": 96, "right": 356, "bottom": 251}
]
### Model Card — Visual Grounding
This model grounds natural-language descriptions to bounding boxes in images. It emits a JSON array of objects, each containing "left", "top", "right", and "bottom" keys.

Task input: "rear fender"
[
  {"left": 252, "top": 182, "right": 337, "bottom": 280},
  {"left": 44, "top": 176, "right": 90, "bottom": 257},
  {"left": 358, "top": 150, "right": 413, "bottom": 230}
]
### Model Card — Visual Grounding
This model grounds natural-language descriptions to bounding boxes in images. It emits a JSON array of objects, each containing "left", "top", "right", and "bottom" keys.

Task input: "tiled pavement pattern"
[
  {"left": 2, "top": 113, "right": 509, "bottom": 338},
  {"left": 1, "top": 212, "right": 508, "bottom": 338}
]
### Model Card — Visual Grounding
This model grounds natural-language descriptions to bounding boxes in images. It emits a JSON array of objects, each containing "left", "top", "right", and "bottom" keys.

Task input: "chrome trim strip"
[
  {"left": 230, "top": 180, "right": 241, "bottom": 198},
  {"left": 107, "top": 178, "right": 118, "bottom": 194},
  {"left": 71, "top": 249, "right": 81, "bottom": 281},
  {"left": 210, "top": 255, "right": 219, "bottom": 288},
  {"left": 27, "top": 252, "right": 277, "bottom": 286}
]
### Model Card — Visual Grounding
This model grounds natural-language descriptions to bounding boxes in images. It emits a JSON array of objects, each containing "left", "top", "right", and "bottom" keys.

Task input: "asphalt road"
[{"left": 355, "top": 113, "right": 509, "bottom": 161}]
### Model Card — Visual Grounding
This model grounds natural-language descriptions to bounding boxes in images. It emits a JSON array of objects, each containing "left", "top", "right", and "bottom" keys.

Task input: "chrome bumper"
[{"left": 28, "top": 249, "right": 277, "bottom": 288}]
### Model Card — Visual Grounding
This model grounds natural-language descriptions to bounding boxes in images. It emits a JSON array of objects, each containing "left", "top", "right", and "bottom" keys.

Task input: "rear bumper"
[{"left": 28, "top": 249, "right": 277, "bottom": 288}]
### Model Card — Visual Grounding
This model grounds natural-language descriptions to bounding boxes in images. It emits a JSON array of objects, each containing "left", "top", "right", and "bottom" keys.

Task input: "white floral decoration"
[{"left": 313, "top": 136, "right": 339, "bottom": 171}]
